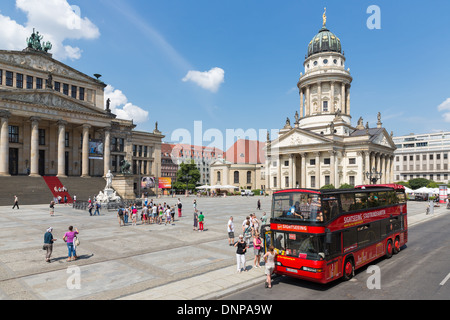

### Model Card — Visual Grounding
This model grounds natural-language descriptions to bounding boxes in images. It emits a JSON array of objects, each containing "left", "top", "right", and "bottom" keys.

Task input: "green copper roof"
[{"left": 307, "top": 27, "right": 342, "bottom": 57}]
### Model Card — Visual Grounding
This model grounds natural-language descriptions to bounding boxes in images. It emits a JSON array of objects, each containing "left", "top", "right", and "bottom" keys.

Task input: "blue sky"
[{"left": 1, "top": 0, "right": 449, "bottom": 150}]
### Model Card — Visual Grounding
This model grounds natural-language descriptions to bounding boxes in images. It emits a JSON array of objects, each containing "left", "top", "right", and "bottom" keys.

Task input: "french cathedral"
[{"left": 265, "top": 11, "right": 396, "bottom": 191}]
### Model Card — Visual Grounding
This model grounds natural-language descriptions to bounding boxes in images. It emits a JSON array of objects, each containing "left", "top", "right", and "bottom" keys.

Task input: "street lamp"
[
  {"left": 181, "top": 174, "right": 192, "bottom": 197},
  {"left": 365, "top": 167, "right": 383, "bottom": 185}
]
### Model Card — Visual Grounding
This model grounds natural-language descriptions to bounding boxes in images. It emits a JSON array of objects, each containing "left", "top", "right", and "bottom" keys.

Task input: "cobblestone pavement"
[{"left": 0, "top": 196, "right": 447, "bottom": 300}]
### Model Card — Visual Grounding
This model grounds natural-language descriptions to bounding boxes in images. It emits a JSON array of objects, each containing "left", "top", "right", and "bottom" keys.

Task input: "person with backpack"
[
  {"left": 177, "top": 199, "right": 183, "bottom": 217},
  {"left": 117, "top": 207, "right": 125, "bottom": 227}
]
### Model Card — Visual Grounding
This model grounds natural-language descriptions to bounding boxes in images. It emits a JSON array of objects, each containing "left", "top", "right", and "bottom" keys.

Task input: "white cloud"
[
  {"left": 437, "top": 98, "right": 450, "bottom": 122},
  {"left": 182, "top": 67, "right": 225, "bottom": 93},
  {"left": 104, "top": 85, "right": 149, "bottom": 124},
  {"left": 0, "top": 0, "right": 100, "bottom": 60}
]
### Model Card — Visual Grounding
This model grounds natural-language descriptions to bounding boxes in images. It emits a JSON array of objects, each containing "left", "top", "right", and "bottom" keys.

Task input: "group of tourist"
[
  {"left": 43, "top": 226, "right": 80, "bottom": 263},
  {"left": 117, "top": 198, "right": 184, "bottom": 227},
  {"left": 227, "top": 210, "right": 276, "bottom": 288}
]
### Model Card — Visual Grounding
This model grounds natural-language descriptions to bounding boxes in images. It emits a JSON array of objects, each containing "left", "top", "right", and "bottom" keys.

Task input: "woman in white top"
[
  {"left": 263, "top": 245, "right": 277, "bottom": 288},
  {"left": 165, "top": 205, "right": 172, "bottom": 225}
]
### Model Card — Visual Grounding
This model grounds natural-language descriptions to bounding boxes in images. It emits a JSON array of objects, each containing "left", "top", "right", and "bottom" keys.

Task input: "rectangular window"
[
  {"left": 310, "top": 159, "right": 316, "bottom": 165},
  {"left": 324, "top": 158, "right": 331, "bottom": 165},
  {"left": 118, "top": 138, "right": 124, "bottom": 152},
  {"left": 71, "top": 86, "right": 77, "bottom": 98},
  {"left": 325, "top": 175, "right": 330, "bottom": 185},
  {"left": 349, "top": 176, "right": 355, "bottom": 186},
  {"left": 349, "top": 158, "right": 356, "bottom": 165},
  {"left": 323, "top": 101, "right": 328, "bottom": 112},
  {"left": 311, "top": 176, "right": 316, "bottom": 188},
  {"left": 36, "top": 77, "right": 43, "bottom": 89},
  {"left": 65, "top": 132, "right": 70, "bottom": 147},
  {"left": 26, "top": 76, "right": 33, "bottom": 89},
  {"left": 9, "top": 125, "right": 19, "bottom": 143},
  {"left": 54, "top": 81, "right": 61, "bottom": 92},
  {"left": 340, "top": 193, "right": 355, "bottom": 213},
  {"left": 0, "top": 70, "right": 2, "bottom": 85},
  {"left": 38, "top": 129, "right": 45, "bottom": 146},
  {"left": 6, "top": 71, "right": 13, "bottom": 87},
  {"left": 16, "top": 73, "right": 23, "bottom": 88},
  {"left": 63, "top": 83, "right": 69, "bottom": 95},
  {"left": 79, "top": 87, "right": 85, "bottom": 101}
]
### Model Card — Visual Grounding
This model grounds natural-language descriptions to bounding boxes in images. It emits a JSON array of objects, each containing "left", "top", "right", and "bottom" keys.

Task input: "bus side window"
[
  {"left": 355, "top": 193, "right": 368, "bottom": 210},
  {"left": 341, "top": 193, "right": 355, "bottom": 212}
]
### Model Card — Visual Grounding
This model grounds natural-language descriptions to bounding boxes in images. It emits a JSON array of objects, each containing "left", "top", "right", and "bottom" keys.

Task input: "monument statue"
[
  {"left": 105, "top": 170, "right": 113, "bottom": 189},
  {"left": 120, "top": 160, "right": 131, "bottom": 174},
  {"left": 323, "top": 7, "right": 327, "bottom": 27},
  {"left": 26, "top": 28, "right": 52, "bottom": 53}
]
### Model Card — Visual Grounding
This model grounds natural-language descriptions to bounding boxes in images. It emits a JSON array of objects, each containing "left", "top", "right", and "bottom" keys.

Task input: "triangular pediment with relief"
[
  {"left": 0, "top": 90, "right": 112, "bottom": 118},
  {"left": 371, "top": 130, "right": 396, "bottom": 149},
  {"left": 0, "top": 51, "right": 99, "bottom": 84},
  {"left": 271, "top": 128, "right": 333, "bottom": 149}
]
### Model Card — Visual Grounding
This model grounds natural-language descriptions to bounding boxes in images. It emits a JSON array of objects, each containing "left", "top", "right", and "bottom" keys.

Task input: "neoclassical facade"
[
  {"left": 265, "top": 13, "right": 396, "bottom": 191},
  {"left": 0, "top": 32, "right": 163, "bottom": 192}
]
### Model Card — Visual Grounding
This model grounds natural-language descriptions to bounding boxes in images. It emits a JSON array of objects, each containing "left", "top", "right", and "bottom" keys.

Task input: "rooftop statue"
[{"left": 26, "top": 28, "right": 52, "bottom": 53}]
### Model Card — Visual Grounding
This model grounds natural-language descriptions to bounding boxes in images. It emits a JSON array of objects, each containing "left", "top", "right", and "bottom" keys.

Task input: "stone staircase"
[{"left": 0, "top": 176, "right": 107, "bottom": 206}]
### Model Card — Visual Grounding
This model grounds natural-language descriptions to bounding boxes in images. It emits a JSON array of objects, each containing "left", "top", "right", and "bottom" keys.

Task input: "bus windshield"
[
  {"left": 272, "top": 192, "right": 323, "bottom": 223},
  {"left": 273, "top": 231, "right": 325, "bottom": 260}
]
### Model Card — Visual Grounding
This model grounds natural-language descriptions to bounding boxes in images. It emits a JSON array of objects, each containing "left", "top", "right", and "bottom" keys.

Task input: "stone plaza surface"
[{"left": 0, "top": 196, "right": 447, "bottom": 300}]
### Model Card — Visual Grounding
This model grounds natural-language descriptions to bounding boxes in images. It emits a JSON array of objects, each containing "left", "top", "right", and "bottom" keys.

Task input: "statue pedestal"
[{"left": 111, "top": 174, "right": 135, "bottom": 200}]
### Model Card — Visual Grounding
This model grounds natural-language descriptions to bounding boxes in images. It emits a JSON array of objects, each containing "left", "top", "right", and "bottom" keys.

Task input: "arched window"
[
  {"left": 247, "top": 171, "right": 252, "bottom": 184},
  {"left": 234, "top": 171, "right": 239, "bottom": 184}
]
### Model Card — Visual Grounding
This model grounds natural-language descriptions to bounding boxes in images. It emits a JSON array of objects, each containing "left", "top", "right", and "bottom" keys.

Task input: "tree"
[
  {"left": 339, "top": 183, "right": 354, "bottom": 189},
  {"left": 320, "top": 184, "right": 335, "bottom": 190},
  {"left": 175, "top": 160, "right": 200, "bottom": 191},
  {"left": 408, "top": 178, "right": 430, "bottom": 190}
]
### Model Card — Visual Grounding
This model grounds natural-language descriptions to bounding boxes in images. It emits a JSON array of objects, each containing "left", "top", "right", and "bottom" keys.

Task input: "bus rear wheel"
[
  {"left": 393, "top": 237, "right": 400, "bottom": 254},
  {"left": 343, "top": 258, "right": 354, "bottom": 281}
]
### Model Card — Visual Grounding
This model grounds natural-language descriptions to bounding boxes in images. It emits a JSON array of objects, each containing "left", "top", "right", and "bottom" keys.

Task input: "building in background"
[
  {"left": 393, "top": 132, "right": 450, "bottom": 184},
  {"left": 265, "top": 11, "right": 396, "bottom": 191},
  {"left": 211, "top": 139, "right": 266, "bottom": 191}
]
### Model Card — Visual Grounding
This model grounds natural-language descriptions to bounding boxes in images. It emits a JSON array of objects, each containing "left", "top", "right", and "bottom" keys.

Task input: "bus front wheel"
[
  {"left": 386, "top": 240, "right": 393, "bottom": 259},
  {"left": 343, "top": 258, "right": 354, "bottom": 281}
]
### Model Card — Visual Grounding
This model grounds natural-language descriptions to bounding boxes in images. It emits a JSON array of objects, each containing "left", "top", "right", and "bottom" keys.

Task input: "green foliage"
[
  {"left": 320, "top": 184, "right": 335, "bottom": 190},
  {"left": 174, "top": 161, "right": 200, "bottom": 190},
  {"left": 339, "top": 183, "right": 354, "bottom": 189},
  {"left": 408, "top": 178, "right": 431, "bottom": 190}
]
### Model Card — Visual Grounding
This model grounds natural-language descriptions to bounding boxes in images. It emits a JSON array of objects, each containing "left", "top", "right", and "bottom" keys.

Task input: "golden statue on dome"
[{"left": 323, "top": 7, "right": 327, "bottom": 27}]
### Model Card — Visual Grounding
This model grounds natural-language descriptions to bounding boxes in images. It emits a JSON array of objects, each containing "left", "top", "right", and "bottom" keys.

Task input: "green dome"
[{"left": 307, "top": 27, "right": 342, "bottom": 57}]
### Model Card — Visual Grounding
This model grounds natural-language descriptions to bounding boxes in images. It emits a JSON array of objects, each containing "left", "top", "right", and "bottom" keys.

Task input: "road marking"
[{"left": 440, "top": 273, "right": 450, "bottom": 286}]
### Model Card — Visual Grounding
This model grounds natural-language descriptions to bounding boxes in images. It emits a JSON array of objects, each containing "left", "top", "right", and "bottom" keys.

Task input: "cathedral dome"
[{"left": 307, "top": 27, "right": 342, "bottom": 57}]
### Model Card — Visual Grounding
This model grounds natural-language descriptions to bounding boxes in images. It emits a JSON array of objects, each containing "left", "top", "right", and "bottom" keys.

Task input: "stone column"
[
  {"left": 289, "top": 154, "right": 294, "bottom": 188},
  {"left": 278, "top": 155, "right": 282, "bottom": 190},
  {"left": 346, "top": 85, "right": 351, "bottom": 115},
  {"left": 293, "top": 155, "right": 297, "bottom": 187},
  {"left": 341, "top": 83, "right": 346, "bottom": 114},
  {"left": 57, "top": 120, "right": 67, "bottom": 177},
  {"left": 317, "top": 82, "right": 322, "bottom": 113},
  {"left": 81, "top": 124, "right": 91, "bottom": 178},
  {"left": 300, "top": 89, "right": 304, "bottom": 118},
  {"left": 29, "top": 117, "right": 40, "bottom": 177},
  {"left": 329, "top": 150, "right": 336, "bottom": 187},
  {"left": 330, "top": 82, "right": 335, "bottom": 114},
  {"left": 0, "top": 112, "right": 11, "bottom": 176},
  {"left": 103, "top": 127, "right": 111, "bottom": 177},
  {"left": 365, "top": 151, "right": 371, "bottom": 184},
  {"left": 306, "top": 86, "right": 311, "bottom": 116},
  {"left": 301, "top": 153, "right": 307, "bottom": 188},
  {"left": 380, "top": 155, "right": 386, "bottom": 184},
  {"left": 315, "top": 152, "right": 320, "bottom": 188},
  {"left": 357, "top": 151, "right": 364, "bottom": 185}
]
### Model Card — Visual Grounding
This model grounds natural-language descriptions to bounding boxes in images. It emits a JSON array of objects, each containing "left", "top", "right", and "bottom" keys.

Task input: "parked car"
[{"left": 241, "top": 190, "right": 254, "bottom": 196}]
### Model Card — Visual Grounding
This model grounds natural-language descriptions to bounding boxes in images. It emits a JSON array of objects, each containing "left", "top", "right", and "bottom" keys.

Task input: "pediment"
[
  {"left": 0, "top": 51, "right": 100, "bottom": 85},
  {"left": 371, "top": 130, "right": 396, "bottom": 149},
  {"left": 271, "top": 128, "right": 332, "bottom": 149},
  {"left": 0, "top": 90, "right": 112, "bottom": 118}
]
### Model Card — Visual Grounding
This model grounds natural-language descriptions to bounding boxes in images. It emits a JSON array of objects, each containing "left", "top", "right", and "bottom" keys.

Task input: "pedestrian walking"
[
  {"left": 131, "top": 205, "right": 137, "bottom": 226},
  {"left": 93, "top": 201, "right": 101, "bottom": 216},
  {"left": 12, "top": 195, "right": 19, "bottom": 209},
  {"left": 49, "top": 201, "right": 55, "bottom": 217},
  {"left": 165, "top": 205, "right": 171, "bottom": 225},
  {"left": 243, "top": 220, "right": 252, "bottom": 247},
  {"left": 88, "top": 202, "right": 93, "bottom": 216},
  {"left": 257, "top": 199, "right": 261, "bottom": 210},
  {"left": 260, "top": 212, "right": 267, "bottom": 225},
  {"left": 63, "top": 226, "right": 79, "bottom": 262},
  {"left": 234, "top": 235, "right": 248, "bottom": 273},
  {"left": 227, "top": 216, "right": 235, "bottom": 246},
  {"left": 253, "top": 232, "right": 262, "bottom": 268},
  {"left": 117, "top": 207, "right": 125, "bottom": 227},
  {"left": 193, "top": 209, "right": 198, "bottom": 231},
  {"left": 171, "top": 204, "right": 176, "bottom": 222},
  {"left": 198, "top": 211, "right": 205, "bottom": 231},
  {"left": 43, "top": 227, "right": 57, "bottom": 263},
  {"left": 177, "top": 198, "right": 183, "bottom": 217},
  {"left": 263, "top": 246, "right": 277, "bottom": 288}
]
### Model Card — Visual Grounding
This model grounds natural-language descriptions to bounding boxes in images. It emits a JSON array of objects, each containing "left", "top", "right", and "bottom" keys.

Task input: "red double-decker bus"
[{"left": 262, "top": 184, "right": 407, "bottom": 283}]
